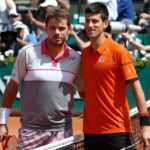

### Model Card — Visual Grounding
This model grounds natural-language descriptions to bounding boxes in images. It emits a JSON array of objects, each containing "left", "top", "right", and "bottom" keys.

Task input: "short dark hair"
[
  {"left": 85, "top": 2, "right": 109, "bottom": 21},
  {"left": 45, "top": 7, "right": 71, "bottom": 27}
]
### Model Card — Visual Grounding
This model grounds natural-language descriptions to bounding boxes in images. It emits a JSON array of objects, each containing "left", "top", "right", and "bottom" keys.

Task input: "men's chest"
[
  {"left": 23, "top": 52, "right": 80, "bottom": 83},
  {"left": 82, "top": 49, "right": 116, "bottom": 74},
  {"left": 26, "top": 52, "right": 78, "bottom": 71}
]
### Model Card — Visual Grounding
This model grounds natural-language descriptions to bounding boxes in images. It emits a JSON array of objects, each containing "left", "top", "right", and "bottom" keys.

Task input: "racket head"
[{"left": 2, "top": 135, "right": 18, "bottom": 150}]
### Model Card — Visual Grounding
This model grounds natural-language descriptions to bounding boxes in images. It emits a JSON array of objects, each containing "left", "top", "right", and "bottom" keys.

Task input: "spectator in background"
[
  {"left": 138, "top": 0, "right": 150, "bottom": 25},
  {"left": 26, "top": 0, "right": 58, "bottom": 42},
  {"left": 143, "top": 0, "right": 150, "bottom": 14},
  {"left": 12, "top": 21, "right": 37, "bottom": 56},
  {"left": 8, "top": 9, "right": 23, "bottom": 31},
  {"left": 138, "top": 12, "right": 150, "bottom": 26},
  {"left": 57, "top": 0, "right": 70, "bottom": 10},
  {"left": 39, "top": 0, "right": 58, "bottom": 13},
  {"left": 70, "top": 29, "right": 90, "bottom": 50},
  {"left": 117, "top": 0, "right": 134, "bottom": 24},
  {"left": 0, "top": 0, "right": 17, "bottom": 32},
  {"left": 115, "top": 20, "right": 140, "bottom": 54},
  {"left": 121, "top": 26, "right": 150, "bottom": 52},
  {"left": 31, "top": 0, "right": 70, "bottom": 10},
  {"left": 128, "top": 10, "right": 150, "bottom": 53},
  {"left": 9, "top": 9, "right": 22, "bottom": 24},
  {"left": 0, "top": 8, "right": 22, "bottom": 52},
  {"left": 31, "top": 0, "right": 45, "bottom": 7},
  {"left": 9, "top": 9, "right": 30, "bottom": 41}
]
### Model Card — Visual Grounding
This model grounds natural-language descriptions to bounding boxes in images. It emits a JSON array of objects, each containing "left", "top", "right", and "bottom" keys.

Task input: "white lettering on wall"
[{"left": 0, "top": 76, "right": 20, "bottom": 98}]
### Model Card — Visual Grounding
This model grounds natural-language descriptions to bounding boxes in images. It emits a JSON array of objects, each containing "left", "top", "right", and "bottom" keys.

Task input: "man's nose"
[
  {"left": 88, "top": 21, "right": 93, "bottom": 27},
  {"left": 55, "top": 29, "right": 60, "bottom": 34}
]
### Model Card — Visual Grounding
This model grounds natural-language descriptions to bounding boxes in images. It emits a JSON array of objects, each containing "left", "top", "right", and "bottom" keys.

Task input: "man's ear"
[
  {"left": 104, "top": 19, "right": 109, "bottom": 30},
  {"left": 68, "top": 25, "right": 72, "bottom": 34}
]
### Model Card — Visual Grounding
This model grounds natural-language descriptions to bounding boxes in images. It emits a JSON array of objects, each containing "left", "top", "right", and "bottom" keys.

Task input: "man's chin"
[
  {"left": 52, "top": 42, "right": 64, "bottom": 46},
  {"left": 88, "top": 35, "right": 96, "bottom": 39}
]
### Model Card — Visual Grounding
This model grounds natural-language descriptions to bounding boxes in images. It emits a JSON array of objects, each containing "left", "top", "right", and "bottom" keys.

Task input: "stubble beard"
[{"left": 49, "top": 38, "right": 65, "bottom": 47}]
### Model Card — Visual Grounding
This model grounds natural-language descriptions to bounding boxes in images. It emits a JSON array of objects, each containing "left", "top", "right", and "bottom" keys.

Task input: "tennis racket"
[{"left": 2, "top": 135, "right": 18, "bottom": 150}]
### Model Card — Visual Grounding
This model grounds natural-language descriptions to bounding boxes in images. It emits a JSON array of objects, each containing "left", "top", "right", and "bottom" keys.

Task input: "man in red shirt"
[{"left": 81, "top": 2, "right": 150, "bottom": 150}]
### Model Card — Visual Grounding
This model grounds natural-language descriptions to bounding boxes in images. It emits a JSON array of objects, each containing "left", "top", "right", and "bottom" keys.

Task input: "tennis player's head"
[
  {"left": 84, "top": 2, "right": 110, "bottom": 38},
  {"left": 85, "top": 2, "right": 109, "bottom": 22},
  {"left": 45, "top": 7, "right": 71, "bottom": 46}
]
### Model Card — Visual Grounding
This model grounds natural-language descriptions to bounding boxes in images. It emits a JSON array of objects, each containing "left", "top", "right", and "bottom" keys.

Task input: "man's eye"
[
  {"left": 59, "top": 27, "right": 65, "bottom": 31},
  {"left": 50, "top": 27, "right": 56, "bottom": 30},
  {"left": 86, "top": 19, "right": 98, "bottom": 24},
  {"left": 92, "top": 20, "right": 99, "bottom": 23},
  {"left": 49, "top": 27, "right": 66, "bottom": 31},
  {"left": 86, "top": 19, "right": 90, "bottom": 23}
]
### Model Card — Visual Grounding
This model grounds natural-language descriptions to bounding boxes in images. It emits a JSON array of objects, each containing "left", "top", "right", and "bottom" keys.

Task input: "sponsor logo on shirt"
[
  {"left": 69, "top": 56, "right": 76, "bottom": 61},
  {"left": 98, "top": 56, "right": 105, "bottom": 62}
]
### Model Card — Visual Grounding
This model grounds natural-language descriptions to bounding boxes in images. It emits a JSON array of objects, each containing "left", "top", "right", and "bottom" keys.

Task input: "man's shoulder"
[
  {"left": 108, "top": 38, "right": 127, "bottom": 52},
  {"left": 68, "top": 46, "right": 81, "bottom": 57},
  {"left": 18, "top": 42, "right": 41, "bottom": 55},
  {"left": 81, "top": 45, "right": 90, "bottom": 54}
]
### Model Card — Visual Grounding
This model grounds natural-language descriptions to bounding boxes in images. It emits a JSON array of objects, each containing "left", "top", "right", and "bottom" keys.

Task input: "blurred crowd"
[{"left": 0, "top": 0, "right": 150, "bottom": 59}]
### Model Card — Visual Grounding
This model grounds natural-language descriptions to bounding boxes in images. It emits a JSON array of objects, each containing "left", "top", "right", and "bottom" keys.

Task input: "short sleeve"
[
  {"left": 10, "top": 48, "right": 27, "bottom": 84},
  {"left": 118, "top": 48, "right": 138, "bottom": 83}
]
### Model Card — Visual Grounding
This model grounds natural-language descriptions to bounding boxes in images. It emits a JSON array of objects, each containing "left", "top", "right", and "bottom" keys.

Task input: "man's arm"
[
  {"left": 0, "top": 79, "right": 18, "bottom": 141},
  {"left": 2, "top": 79, "right": 18, "bottom": 107},
  {"left": 129, "top": 80, "right": 150, "bottom": 146},
  {"left": 5, "top": 0, "right": 16, "bottom": 10},
  {"left": 16, "top": 37, "right": 31, "bottom": 47},
  {"left": 26, "top": 10, "right": 46, "bottom": 31},
  {"left": 57, "top": 0, "right": 70, "bottom": 9},
  {"left": 70, "top": 29, "right": 90, "bottom": 49},
  {"left": 121, "top": 32, "right": 150, "bottom": 52}
]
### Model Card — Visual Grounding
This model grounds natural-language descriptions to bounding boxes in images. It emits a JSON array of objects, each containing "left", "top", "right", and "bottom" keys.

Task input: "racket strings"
[{"left": 3, "top": 135, "right": 18, "bottom": 150}]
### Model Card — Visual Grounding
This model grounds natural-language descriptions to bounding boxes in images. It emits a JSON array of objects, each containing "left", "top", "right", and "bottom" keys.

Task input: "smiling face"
[
  {"left": 85, "top": 13, "right": 109, "bottom": 40},
  {"left": 46, "top": 18, "right": 70, "bottom": 46}
]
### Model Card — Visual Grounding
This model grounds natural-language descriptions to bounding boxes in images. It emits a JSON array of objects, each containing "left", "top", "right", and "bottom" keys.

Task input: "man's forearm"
[
  {"left": 130, "top": 80, "right": 147, "bottom": 113},
  {"left": 2, "top": 79, "right": 18, "bottom": 108}
]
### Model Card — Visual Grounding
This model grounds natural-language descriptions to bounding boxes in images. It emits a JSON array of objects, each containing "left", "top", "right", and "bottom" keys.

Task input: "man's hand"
[
  {"left": 26, "top": 10, "right": 34, "bottom": 23},
  {"left": 141, "top": 126, "right": 150, "bottom": 147},
  {"left": 0, "top": 124, "right": 8, "bottom": 142}
]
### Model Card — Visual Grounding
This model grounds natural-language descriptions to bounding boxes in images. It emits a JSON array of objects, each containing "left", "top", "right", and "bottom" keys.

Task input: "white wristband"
[{"left": 0, "top": 107, "right": 11, "bottom": 124}]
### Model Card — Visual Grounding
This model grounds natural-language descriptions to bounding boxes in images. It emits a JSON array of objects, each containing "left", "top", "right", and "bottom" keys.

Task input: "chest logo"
[
  {"left": 98, "top": 56, "right": 105, "bottom": 62},
  {"left": 69, "top": 56, "right": 76, "bottom": 61}
]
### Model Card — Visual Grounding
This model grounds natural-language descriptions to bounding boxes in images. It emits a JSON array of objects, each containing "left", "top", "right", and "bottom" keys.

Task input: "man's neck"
[
  {"left": 90, "top": 33, "right": 106, "bottom": 50},
  {"left": 46, "top": 42, "right": 65, "bottom": 59}
]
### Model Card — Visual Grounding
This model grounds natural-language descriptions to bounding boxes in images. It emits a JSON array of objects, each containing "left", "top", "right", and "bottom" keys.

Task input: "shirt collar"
[
  {"left": 41, "top": 39, "right": 47, "bottom": 55},
  {"left": 96, "top": 37, "right": 111, "bottom": 54}
]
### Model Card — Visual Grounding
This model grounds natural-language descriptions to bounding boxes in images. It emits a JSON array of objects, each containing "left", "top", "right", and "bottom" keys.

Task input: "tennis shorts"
[
  {"left": 84, "top": 132, "right": 132, "bottom": 150},
  {"left": 17, "top": 127, "right": 72, "bottom": 150}
]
